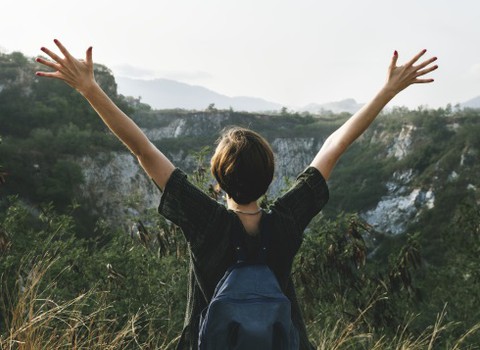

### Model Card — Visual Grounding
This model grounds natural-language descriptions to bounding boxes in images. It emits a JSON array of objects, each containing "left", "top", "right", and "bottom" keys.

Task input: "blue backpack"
[{"left": 198, "top": 222, "right": 299, "bottom": 350}]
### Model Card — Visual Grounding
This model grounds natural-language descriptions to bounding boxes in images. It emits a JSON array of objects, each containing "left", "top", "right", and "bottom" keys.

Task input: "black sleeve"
[
  {"left": 271, "top": 166, "right": 329, "bottom": 233},
  {"left": 157, "top": 168, "right": 225, "bottom": 250}
]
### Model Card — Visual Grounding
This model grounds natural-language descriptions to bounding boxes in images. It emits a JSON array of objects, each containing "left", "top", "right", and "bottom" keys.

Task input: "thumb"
[
  {"left": 390, "top": 50, "right": 398, "bottom": 70},
  {"left": 86, "top": 46, "right": 93, "bottom": 65}
]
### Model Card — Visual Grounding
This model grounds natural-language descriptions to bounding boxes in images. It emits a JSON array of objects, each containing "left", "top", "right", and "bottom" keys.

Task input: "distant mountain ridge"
[
  {"left": 116, "top": 77, "right": 282, "bottom": 112},
  {"left": 301, "top": 98, "right": 364, "bottom": 114},
  {"left": 462, "top": 96, "right": 480, "bottom": 109},
  {"left": 116, "top": 76, "right": 478, "bottom": 114},
  {"left": 115, "top": 76, "right": 365, "bottom": 114}
]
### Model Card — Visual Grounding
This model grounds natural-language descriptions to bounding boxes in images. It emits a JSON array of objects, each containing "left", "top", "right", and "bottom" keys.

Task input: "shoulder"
[
  {"left": 157, "top": 168, "right": 227, "bottom": 240},
  {"left": 268, "top": 166, "right": 329, "bottom": 235},
  {"left": 274, "top": 166, "right": 329, "bottom": 209},
  {"left": 159, "top": 168, "right": 219, "bottom": 211}
]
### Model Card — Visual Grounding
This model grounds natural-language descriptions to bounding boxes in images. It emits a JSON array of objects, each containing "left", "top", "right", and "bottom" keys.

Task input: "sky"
[{"left": 2, "top": 0, "right": 479, "bottom": 109}]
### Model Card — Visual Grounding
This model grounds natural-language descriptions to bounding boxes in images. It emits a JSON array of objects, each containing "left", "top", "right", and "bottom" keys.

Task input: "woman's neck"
[
  {"left": 226, "top": 197, "right": 261, "bottom": 215},
  {"left": 227, "top": 197, "right": 262, "bottom": 236}
]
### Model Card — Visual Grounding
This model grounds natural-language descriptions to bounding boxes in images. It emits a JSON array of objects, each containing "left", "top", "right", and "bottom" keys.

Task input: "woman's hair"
[{"left": 211, "top": 127, "right": 274, "bottom": 205}]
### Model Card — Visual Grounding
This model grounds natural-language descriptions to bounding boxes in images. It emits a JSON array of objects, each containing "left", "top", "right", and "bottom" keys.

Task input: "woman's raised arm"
[
  {"left": 311, "top": 49, "right": 438, "bottom": 180},
  {"left": 36, "top": 39, "right": 174, "bottom": 190}
]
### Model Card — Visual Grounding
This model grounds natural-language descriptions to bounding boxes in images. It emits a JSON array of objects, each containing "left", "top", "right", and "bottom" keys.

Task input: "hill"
[
  {"left": 301, "top": 98, "right": 364, "bottom": 114},
  {"left": 462, "top": 95, "right": 480, "bottom": 109},
  {"left": 116, "top": 76, "right": 282, "bottom": 112}
]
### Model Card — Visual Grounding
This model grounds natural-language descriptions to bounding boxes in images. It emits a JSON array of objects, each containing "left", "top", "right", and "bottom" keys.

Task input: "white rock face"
[
  {"left": 424, "top": 190, "right": 435, "bottom": 209},
  {"left": 467, "top": 184, "right": 477, "bottom": 191},
  {"left": 143, "top": 113, "right": 229, "bottom": 141},
  {"left": 78, "top": 152, "right": 160, "bottom": 221},
  {"left": 76, "top": 115, "right": 447, "bottom": 236},
  {"left": 387, "top": 124, "right": 416, "bottom": 160},
  {"left": 167, "top": 150, "right": 198, "bottom": 171},
  {"left": 77, "top": 137, "right": 324, "bottom": 221},
  {"left": 272, "top": 138, "right": 317, "bottom": 175},
  {"left": 142, "top": 119, "right": 187, "bottom": 140},
  {"left": 270, "top": 137, "right": 321, "bottom": 193},
  {"left": 362, "top": 189, "right": 419, "bottom": 235},
  {"left": 360, "top": 169, "right": 435, "bottom": 234},
  {"left": 78, "top": 136, "right": 433, "bottom": 236},
  {"left": 448, "top": 171, "right": 459, "bottom": 182}
]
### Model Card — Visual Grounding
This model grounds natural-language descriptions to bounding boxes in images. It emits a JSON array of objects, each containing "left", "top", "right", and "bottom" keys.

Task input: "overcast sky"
[{"left": 2, "top": 0, "right": 479, "bottom": 108}]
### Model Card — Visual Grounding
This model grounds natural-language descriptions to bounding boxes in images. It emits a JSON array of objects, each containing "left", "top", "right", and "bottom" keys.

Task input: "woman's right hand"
[
  {"left": 383, "top": 49, "right": 438, "bottom": 96},
  {"left": 36, "top": 39, "right": 96, "bottom": 96},
  {"left": 311, "top": 49, "right": 438, "bottom": 181}
]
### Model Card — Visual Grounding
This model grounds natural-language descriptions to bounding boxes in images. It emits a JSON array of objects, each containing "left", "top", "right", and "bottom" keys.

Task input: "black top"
[{"left": 158, "top": 166, "right": 329, "bottom": 349}]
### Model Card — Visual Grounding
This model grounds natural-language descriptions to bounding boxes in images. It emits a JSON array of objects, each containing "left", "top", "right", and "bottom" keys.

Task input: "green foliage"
[
  {"left": 0, "top": 135, "right": 5, "bottom": 186},
  {"left": 0, "top": 51, "right": 124, "bottom": 215},
  {"left": 2, "top": 192, "right": 479, "bottom": 348},
  {"left": 408, "top": 197, "right": 480, "bottom": 343},
  {"left": 0, "top": 197, "right": 188, "bottom": 345},
  {"left": 325, "top": 141, "right": 393, "bottom": 214},
  {"left": 35, "top": 160, "right": 84, "bottom": 207},
  {"left": 293, "top": 214, "right": 423, "bottom": 334}
]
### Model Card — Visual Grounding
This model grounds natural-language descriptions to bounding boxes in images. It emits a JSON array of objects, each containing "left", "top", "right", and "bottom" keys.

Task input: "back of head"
[{"left": 211, "top": 127, "right": 274, "bottom": 205}]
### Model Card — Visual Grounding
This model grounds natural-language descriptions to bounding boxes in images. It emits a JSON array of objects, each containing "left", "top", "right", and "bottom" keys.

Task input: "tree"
[{"left": 206, "top": 103, "right": 217, "bottom": 112}]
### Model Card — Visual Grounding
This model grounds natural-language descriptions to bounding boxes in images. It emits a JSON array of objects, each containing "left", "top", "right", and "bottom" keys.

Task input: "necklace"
[{"left": 231, "top": 208, "right": 262, "bottom": 215}]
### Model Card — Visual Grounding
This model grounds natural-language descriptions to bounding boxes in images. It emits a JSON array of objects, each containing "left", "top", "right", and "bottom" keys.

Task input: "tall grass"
[
  {"left": 1, "top": 257, "right": 479, "bottom": 349},
  {"left": 0, "top": 256, "right": 177, "bottom": 350},
  {"left": 309, "top": 301, "right": 480, "bottom": 350}
]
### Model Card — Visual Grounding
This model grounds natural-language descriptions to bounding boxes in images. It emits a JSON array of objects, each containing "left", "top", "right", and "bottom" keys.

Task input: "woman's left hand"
[{"left": 36, "top": 39, "right": 96, "bottom": 96}]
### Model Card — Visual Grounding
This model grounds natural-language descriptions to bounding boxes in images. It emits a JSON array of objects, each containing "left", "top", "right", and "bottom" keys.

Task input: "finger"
[
  {"left": 406, "top": 49, "right": 427, "bottom": 67},
  {"left": 41, "top": 46, "right": 63, "bottom": 63},
  {"left": 35, "top": 71, "right": 63, "bottom": 79},
  {"left": 390, "top": 50, "right": 398, "bottom": 69},
  {"left": 35, "top": 57, "right": 60, "bottom": 71},
  {"left": 86, "top": 46, "right": 93, "bottom": 65},
  {"left": 413, "top": 78, "right": 434, "bottom": 84},
  {"left": 53, "top": 39, "right": 74, "bottom": 60},
  {"left": 416, "top": 56, "right": 438, "bottom": 70},
  {"left": 416, "top": 64, "right": 438, "bottom": 77}
]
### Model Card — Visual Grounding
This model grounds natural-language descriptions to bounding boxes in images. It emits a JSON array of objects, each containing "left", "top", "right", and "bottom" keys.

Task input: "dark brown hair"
[{"left": 210, "top": 127, "right": 274, "bottom": 204}]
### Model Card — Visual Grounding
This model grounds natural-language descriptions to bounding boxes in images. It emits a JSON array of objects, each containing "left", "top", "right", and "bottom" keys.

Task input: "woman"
[{"left": 36, "top": 40, "right": 437, "bottom": 349}]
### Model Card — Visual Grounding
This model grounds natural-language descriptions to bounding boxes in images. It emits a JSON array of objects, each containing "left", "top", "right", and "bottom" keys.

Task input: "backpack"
[{"left": 198, "top": 219, "right": 299, "bottom": 350}]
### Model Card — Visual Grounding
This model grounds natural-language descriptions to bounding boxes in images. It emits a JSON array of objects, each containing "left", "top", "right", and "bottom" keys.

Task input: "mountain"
[
  {"left": 301, "top": 98, "right": 364, "bottom": 114},
  {"left": 462, "top": 96, "right": 480, "bottom": 109},
  {"left": 115, "top": 77, "right": 282, "bottom": 112},
  {"left": 116, "top": 76, "right": 366, "bottom": 114}
]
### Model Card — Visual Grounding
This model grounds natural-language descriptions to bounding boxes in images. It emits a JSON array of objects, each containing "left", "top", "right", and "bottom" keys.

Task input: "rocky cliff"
[
  {"left": 79, "top": 108, "right": 480, "bottom": 235},
  {"left": 2, "top": 51, "right": 478, "bottom": 238}
]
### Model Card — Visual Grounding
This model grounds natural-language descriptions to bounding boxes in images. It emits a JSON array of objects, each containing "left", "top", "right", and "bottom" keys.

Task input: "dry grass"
[
  {"left": 0, "top": 256, "right": 176, "bottom": 350},
  {"left": 1, "top": 258, "right": 479, "bottom": 350},
  {"left": 310, "top": 298, "right": 480, "bottom": 350}
]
